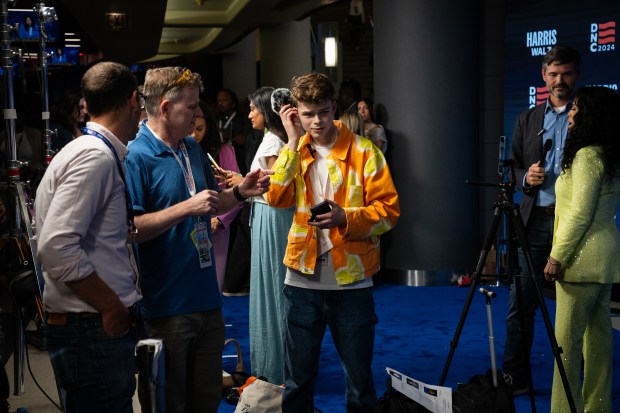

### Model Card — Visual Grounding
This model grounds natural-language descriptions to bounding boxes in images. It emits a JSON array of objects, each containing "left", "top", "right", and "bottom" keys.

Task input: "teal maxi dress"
[{"left": 248, "top": 131, "right": 295, "bottom": 384}]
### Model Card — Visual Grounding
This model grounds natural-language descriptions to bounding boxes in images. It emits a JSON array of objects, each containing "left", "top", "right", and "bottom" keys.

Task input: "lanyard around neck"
[
  {"left": 81, "top": 127, "right": 136, "bottom": 234},
  {"left": 218, "top": 111, "right": 236, "bottom": 130},
  {"left": 170, "top": 140, "right": 197, "bottom": 197}
]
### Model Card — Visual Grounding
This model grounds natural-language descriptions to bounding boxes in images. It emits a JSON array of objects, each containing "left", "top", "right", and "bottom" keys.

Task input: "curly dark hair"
[
  {"left": 291, "top": 72, "right": 335, "bottom": 104},
  {"left": 562, "top": 86, "right": 620, "bottom": 182}
]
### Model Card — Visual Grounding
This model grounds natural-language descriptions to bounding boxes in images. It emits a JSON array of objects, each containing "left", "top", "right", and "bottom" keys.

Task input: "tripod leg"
[
  {"left": 439, "top": 205, "right": 502, "bottom": 386},
  {"left": 510, "top": 206, "right": 577, "bottom": 413},
  {"left": 12, "top": 309, "right": 24, "bottom": 396},
  {"left": 505, "top": 217, "right": 537, "bottom": 412},
  {"left": 484, "top": 297, "right": 498, "bottom": 387}
]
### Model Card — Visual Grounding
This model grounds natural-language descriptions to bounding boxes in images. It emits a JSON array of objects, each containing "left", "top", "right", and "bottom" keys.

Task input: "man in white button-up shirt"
[{"left": 35, "top": 61, "right": 143, "bottom": 413}]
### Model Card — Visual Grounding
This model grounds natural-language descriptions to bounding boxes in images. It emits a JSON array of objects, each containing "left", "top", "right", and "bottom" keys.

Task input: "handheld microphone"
[
  {"left": 540, "top": 139, "right": 552, "bottom": 167},
  {"left": 479, "top": 287, "right": 496, "bottom": 298},
  {"left": 497, "top": 135, "right": 506, "bottom": 175},
  {"left": 306, "top": 143, "right": 316, "bottom": 159}
]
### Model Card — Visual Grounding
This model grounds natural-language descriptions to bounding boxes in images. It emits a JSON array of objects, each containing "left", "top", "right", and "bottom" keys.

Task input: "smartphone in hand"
[
  {"left": 207, "top": 153, "right": 224, "bottom": 174},
  {"left": 308, "top": 200, "right": 331, "bottom": 222}
]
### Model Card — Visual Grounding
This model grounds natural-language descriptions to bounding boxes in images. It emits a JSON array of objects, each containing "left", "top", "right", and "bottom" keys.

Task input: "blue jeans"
[
  {"left": 143, "top": 309, "right": 225, "bottom": 413},
  {"left": 503, "top": 213, "right": 554, "bottom": 384},
  {"left": 282, "top": 285, "right": 378, "bottom": 413},
  {"left": 45, "top": 314, "right": 136, "bottom": 413}
]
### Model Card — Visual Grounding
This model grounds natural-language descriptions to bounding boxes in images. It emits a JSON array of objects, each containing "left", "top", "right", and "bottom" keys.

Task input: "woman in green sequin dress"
[{"left": 544, "top": 86, "right": 620, "bottom": 412}]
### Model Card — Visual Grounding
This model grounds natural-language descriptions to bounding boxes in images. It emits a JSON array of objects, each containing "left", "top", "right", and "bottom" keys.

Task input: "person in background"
[
  {"left": 246, "top": 87, "right": 294, "bottom": 385},
  {"left": 216, "top": 88, "right": 252, "bottom": 175},
  {"left": 216, "top": 91, "right": 256, "bottom": 296},
  {"left": 50, "top": 89, "right": 87, "bottom": 152},
  {"left": 78, "top": 96, "right": 89, "bottom": 128},
  {"left": 35, "top": 61, "right": 142, "bottom": 413},
  {"left": 137, "top": 84, "right": 150, "bottom": 125},
  {"left": 192, "top": 101, "right": 242, "bottom": 291},
  {"left": 193, "top": 101, "right": 221, "bottom": 151},
  {"left": 347, "top": 0, "right": 365, "bottom": 50},
  {"left": 18, "top": 15, "right": 39, "bottom": 39},
  {"left": 543, "top": 86, "right": 620, "bottom": 413},
  {"left": 503, "top": 45, "right": 582, "bottom": 396},
  {"left": 337, "top": 78, "right": 362, "bottom": 118},
  {"left": 357, "top": 98, "right": 387, "bottom": 154},
  {"left": 339, "top": 111, "right": 365, "bottom": 138},
  {"left": 269, "top": 72, "right": 400, "bottom": 412},
  {"left": 125, "top": 66, "right": 272, "bottom": 413},
  {"left": 53, "top": 48, "right": 65, "bottom": 64}
]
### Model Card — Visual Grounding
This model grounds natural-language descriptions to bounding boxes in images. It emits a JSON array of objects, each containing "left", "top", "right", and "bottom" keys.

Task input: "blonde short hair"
[
  {"left": 143, "top": 67, "right": 203, "bottom": 116},
  {"left": 339, "top": 111, "right": 365, "bottom": 137}
]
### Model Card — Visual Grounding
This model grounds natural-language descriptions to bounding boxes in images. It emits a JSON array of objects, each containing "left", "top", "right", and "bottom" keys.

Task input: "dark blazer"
[{"left": 510, "top": 103, "right": 546, "bottom": 226}]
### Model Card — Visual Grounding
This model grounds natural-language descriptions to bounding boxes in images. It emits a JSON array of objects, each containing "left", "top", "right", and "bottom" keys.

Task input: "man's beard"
[{"left": 550, "top": 83, "right": 573, "bottom": 100}]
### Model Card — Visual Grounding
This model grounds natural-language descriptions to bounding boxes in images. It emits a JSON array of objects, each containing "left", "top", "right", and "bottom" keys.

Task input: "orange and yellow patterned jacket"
[{"left": 265, "top": 121, "right": 400, "bottom": 285}]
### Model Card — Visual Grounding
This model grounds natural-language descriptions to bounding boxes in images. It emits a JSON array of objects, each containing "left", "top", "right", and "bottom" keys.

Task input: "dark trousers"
[
  {"left": 45, "top": 315, "right": 136, "bottom": 413},
  {"left": 142, "top": 310, "right": 225, "bottom": 413},
  {"left": 223, "top": 203, "right": 251, "bottom": 292},
  {"left": 282, "top": 286, "right": 378, "bottom": 413},
  {"left": 502, "top": 214, "right": 554, "bottom": 385}
]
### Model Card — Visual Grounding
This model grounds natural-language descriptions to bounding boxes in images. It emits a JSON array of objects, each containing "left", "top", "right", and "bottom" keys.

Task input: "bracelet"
[
  {"left": 547, "top": 256, "right": 560, "bottom": 266},
  {"left": 233, "top": 185, "right": 247, "bottom": 202}
]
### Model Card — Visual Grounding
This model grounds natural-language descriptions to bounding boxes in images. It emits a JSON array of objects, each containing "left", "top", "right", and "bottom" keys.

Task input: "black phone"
[{"left": 309, "top": 200, "right": 331, "bottom": 222}]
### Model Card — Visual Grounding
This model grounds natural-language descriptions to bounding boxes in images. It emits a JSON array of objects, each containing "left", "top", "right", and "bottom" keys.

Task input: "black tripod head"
[{"left": 466, "top": 159, "right": 518, "bottom": 206}]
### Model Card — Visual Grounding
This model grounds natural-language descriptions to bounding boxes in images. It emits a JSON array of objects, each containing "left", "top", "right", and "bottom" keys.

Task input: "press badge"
[{"left": 191, "top": 219, "right": 212, "bottom": 268}]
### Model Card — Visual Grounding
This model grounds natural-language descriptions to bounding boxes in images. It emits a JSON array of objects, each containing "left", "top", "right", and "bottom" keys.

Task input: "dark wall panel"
[{"left": 374, "top": 0, "right": 479, "bottom": 276}]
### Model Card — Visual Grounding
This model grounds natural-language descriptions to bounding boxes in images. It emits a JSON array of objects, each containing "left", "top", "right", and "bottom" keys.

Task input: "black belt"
[
  {"left": 534, "top": 206, "right": 555, "bottom": 216},
  {"left": 46, "top": 304, "right": 138, "bottom": 326},
  {"left": 46, "top": 312, "right": 100, "bottom": 325}
]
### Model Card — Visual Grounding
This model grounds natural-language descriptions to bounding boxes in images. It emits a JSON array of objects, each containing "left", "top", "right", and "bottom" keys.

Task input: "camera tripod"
[
  {"left": 438, "top": 161, "right": 576, "bottom": 413},
  {"left": 0, "top": 2, "right": 61, "bottom": 410}
]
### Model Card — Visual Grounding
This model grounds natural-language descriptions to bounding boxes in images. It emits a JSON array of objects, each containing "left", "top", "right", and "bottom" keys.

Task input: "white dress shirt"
[{"left": 35, "top": 122, "right": 141, "bottom": 313}]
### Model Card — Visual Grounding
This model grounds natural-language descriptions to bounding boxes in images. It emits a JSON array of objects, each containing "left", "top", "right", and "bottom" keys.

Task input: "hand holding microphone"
[
  {"left": 526, "top": 138, "right": 552, "bottom": 186},
  {"left": 539, "top": 138, "right": 553, "bottom": 167}
]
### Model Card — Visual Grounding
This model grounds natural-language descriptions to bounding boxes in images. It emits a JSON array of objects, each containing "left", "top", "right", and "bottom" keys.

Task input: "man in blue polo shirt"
[{"left": 125, "top": 66, "right": 271, "bottom": 413}]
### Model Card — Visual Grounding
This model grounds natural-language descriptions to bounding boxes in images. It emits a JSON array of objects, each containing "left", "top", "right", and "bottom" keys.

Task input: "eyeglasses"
[{"left": 160, "top": 68, "right": 193, "bottom": 102}]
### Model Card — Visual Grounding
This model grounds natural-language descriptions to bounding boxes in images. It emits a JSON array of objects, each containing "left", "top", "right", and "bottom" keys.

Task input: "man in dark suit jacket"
[{"left": 502, "top": 45, "right": 581, "bottom": 395}]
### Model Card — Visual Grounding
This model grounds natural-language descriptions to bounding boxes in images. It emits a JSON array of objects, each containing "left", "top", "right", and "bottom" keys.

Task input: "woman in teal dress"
[
  {"left": 544, "top": 86, "right": 620, "bottom": 412},
  {"left": 246, "top": 87, "right": 295, "bottom": 384}
]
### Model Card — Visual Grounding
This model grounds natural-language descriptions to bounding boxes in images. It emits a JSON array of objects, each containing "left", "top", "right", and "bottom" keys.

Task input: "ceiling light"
[{"left": 324, "top": 36, "right": 337, "bottom": 67}]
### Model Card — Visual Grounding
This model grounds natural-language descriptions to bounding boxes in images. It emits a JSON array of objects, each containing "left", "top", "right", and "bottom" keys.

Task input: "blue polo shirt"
[{"left": 125, "top": 122, "right": 222, "bottom": 318}]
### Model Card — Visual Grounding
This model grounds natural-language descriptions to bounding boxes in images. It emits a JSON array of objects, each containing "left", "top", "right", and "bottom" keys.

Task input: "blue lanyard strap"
[{"left": 81, "top": 127, "right": 136, "bottom": 234}]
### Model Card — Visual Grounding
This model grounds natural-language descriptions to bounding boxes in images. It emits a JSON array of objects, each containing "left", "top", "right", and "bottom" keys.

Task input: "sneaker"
[
  {"left": 503, "top": 372, "right": 529, "bottom": 396},
  {"left": 222, "top": 289, "right": 249, "bottom": 297}
]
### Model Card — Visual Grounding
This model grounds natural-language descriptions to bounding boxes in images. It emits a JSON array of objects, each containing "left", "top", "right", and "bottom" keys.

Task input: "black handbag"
[
  {"left": 375, "top": 380, "right": 431, "bottom": 413},
  {"left": 452, "top": 369, "right": 515, "bottom": 413}
]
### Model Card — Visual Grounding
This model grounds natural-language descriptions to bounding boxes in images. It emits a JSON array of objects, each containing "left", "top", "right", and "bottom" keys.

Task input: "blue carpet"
[{"left": 219, "top": 284, "right": 620, "bottom": 412}]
